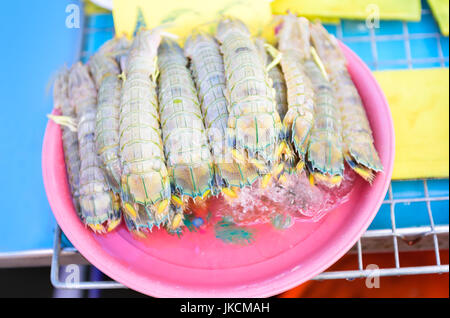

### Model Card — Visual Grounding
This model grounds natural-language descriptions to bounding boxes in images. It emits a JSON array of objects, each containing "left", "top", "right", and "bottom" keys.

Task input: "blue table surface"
[
  {"left": 0, "top": 0, "right": 448, "bottom": 253},
  {"left": 0, "top": 0, "right": 82, "bottom": 252}
]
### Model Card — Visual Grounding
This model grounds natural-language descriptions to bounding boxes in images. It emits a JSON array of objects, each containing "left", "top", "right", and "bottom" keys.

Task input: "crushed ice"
[{"left": 214, "top": 168, "right": 356, "bottom": 227}]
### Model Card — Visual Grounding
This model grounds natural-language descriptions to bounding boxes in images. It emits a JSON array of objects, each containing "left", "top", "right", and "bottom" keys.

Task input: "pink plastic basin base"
[{"left": 42, "top": 43, "right": 394, "bottom": 298}]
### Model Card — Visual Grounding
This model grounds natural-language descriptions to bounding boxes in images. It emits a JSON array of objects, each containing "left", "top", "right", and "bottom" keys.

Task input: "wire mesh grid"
[
  {"left": 312, "top": 4, "right": 449, "bottom": 279},
  {"left": 51, "top": 3, "right": 449, "bottom": 290},
  {"left": 314, "top": 180, "right": 449, "bottom": 280}
]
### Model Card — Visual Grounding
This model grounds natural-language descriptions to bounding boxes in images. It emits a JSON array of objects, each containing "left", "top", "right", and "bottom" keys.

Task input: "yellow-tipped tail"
[
  {"left": 171, "top": 195, "right": 183, "bottom": 207},
  {"left": 157, "top": 199, "right": 169, "bottom": 215},
  {"left": 278, "top": 173, "right": 288, "bottom": 184},
  {"left": 353, "top": 165, "right": 375, "bottom": 184},
  {"left": 170, "top": 163, "right": 214, "bottom": 199},
  {"left": 345, "top": 145, "right": 383, "bottom": 182},
  {"left": 250, "top": 159, "right": 269, "bottom": 173},
  {"left": 261, "top": 173, "right": 273, "bottom": 189},
  {"left": 309, "top": 173, "right": 315, "bottom": 186},
  {"left": 123, "top": 202, "right": 138, "bottom": 219},
  {"left": 296, "top": 161, "right": 305, "bottom": 173},
  {"left": 312, "top": 172, "right": 343, "bottom": 188},
  {"left": 170, "top": 213, "right": 184, "bottom": 231},
  {"left": 273, "top": 163, "right": 285, "bottom": 179},
  {"left": 88, "top": 223, "right": 106, "bottom": 233},
  {"left": 107, "top": 218, "right": 121, "bottom": 232},
  {"left": 222, "top": 187, "right": 238, "bottom": 199}
]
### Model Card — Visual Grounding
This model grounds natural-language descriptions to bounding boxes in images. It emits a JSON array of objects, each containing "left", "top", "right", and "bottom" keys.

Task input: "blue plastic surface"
[
  {"left": 367, "top": 204, "right": 392, "bottom": 231},
  {"left": 411, "top": 37, "right": 440, "bottom": 58},
  {"left": 378, "top": 40, "right": 408, "bottom": 61},
  {"left": 345, "top": 41, "right": 375, "bottom": 64},
  {"left": 407, "top": 12, "right": 440, "bottom": 34},
  {"left": 341, "top": 20, "right": 371, "bottom": 37},
  {"left": 375, "top": 21, "right": 404, "bottom": 36},
  {"left": 0, "top": 0, "right": 83, "bottom": 252}
]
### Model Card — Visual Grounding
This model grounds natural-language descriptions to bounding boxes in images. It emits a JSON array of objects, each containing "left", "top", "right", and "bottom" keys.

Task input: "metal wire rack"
[
  {"left": 50, "top": 5, "right": 449, "bottom": 291},
  {"left": 313, "top": 180, "right": 449, "bottom": 280}
]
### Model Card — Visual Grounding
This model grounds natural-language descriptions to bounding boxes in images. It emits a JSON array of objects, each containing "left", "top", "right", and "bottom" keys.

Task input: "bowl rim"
[{"left": 42, "top": 41, "right": 394, "bottom": 298}]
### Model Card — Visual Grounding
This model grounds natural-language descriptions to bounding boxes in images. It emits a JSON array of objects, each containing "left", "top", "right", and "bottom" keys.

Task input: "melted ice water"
[{"left": 214, "top": 169, "right": 356, "bottom": 226}]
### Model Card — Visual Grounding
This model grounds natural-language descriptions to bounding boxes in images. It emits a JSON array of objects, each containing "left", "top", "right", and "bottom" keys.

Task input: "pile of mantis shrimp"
[{"left": 50, "top": 15, "right": 383, "bottom": 236}]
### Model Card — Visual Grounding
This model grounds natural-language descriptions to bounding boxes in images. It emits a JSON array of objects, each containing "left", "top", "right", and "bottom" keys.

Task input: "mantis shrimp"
[
  {"left": 216, "top": 18, "right": 283, "bottom": 176},
  {"left": 50, "top": 67, "right": 81, "bottom": 217},
  {"left": 68, "top": 62, "right": 121, "bottom": 232},
  {"left": 279, "top": 16, "right": 344, "bottom": 187},
  {"left": 158, "top": 39, "right": 215, "bottom": 205},
  {"left": 184, "top": 33, "right": 259, "bottom": 198},
  {"left": 276, "top": 14, "right": 316, "bottom": 174},
  {"left": 254, "top": 37, "right": 293, "bottom": 179},
  {"left": 300, "top": 17, "right": 344, "bottom": 187},
  {"left": 310, "top": 21, "right": 383, "bottom": 182},
  {"left": 88, "top": 36, "right": 130, "bottom": 194},
  {"left": 119, "top": 29, "right": 175, "bottom": 233}
]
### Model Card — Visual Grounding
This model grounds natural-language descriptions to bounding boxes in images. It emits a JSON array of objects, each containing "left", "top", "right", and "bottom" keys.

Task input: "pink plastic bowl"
[{"left": 42, "top": 42, "right": 394, "bottom": 298}]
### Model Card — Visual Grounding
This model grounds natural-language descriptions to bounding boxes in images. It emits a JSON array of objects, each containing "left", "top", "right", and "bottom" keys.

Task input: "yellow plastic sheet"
[
  {"left": 84, "top": 0, "right": 110, "bottom": 15},
  {"left": 271, "top": 0, "right": 422, "bottom": 21},
  {"left": 428, "top": 0, "right": 449, "bottom": 36},
  {"left": 373, "top": 68, "right": 449, "bottom": 179},
  {"left": 112, "top": 0, "right": 275, "bottom": 43}
]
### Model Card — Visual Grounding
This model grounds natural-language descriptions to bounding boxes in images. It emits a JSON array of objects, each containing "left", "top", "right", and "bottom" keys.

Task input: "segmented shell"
[
  {"left": 304, "top": 57, "right": 344, "bottom": 180},
  {"left": 185, "top": 33, "right": 259, "bottom": 191},
  {"left": 119, "top": 29, "right": 172, "bottom": 231},
  {"left": 296, "top": 18, "right": 344, "bottom": 186},
  {"left": 277, "top": 14, "right": 315, "bottom": 162},
  {"left": 310, "top": 22, "right": 382, "bottom": 182},
  {"left": 68, "top": 62, "right": 120, "bottom": 232},
  {"left": 89, "top": 37, "right": 130, "bottom": 193},
  {"left": 158, "top": 39, "right": 214, "bottom": 200},
  {"left": 216, "top": 18, "right": 282, "bottom": 172}
]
